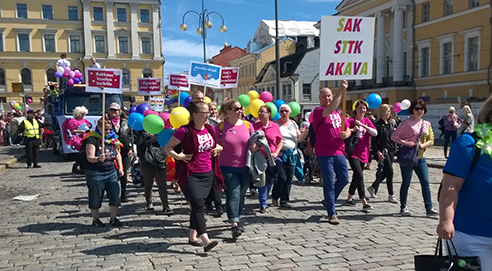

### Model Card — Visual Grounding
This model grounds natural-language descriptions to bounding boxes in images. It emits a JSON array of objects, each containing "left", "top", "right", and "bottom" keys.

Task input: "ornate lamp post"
[{"left": 180, "top": 0, "right": 227, "bottom": 62}]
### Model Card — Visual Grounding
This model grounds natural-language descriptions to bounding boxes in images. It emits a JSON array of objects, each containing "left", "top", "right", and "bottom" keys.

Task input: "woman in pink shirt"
[
  {"left": 253, "top": 105, "right": 283, "bottom": 213},
  {"left": 215, "top": 99, "right": 253, "bottom": 238},
  {"left": 345, "top": 100, "right": 377, "bottom": 211},
  {"left": 165, "top": 102, "right": 224, "bottom": 253},
  {"left": 62, "top": 106, "right": 90, "bottom": 174}
]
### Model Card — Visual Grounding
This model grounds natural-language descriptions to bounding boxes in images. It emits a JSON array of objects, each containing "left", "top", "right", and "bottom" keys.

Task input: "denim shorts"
[{"left": 86, "top": 169, "right": 121, "bottom": 209}]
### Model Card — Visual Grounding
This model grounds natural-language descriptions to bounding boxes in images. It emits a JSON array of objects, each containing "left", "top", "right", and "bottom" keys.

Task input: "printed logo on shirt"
[
  {"left": 330, "top": 113, "right": 341, "bottom": 129},
  {"left": 197, "top": 133, "right": 214, "bottom": 153},
  {"left": 357, "top": 126, "right": 367, "bottom": 139}
]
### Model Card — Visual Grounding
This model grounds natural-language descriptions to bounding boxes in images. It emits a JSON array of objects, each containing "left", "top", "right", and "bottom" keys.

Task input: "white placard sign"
[{"left": 319, "top": 16, "right": 375, "bottom": 80}]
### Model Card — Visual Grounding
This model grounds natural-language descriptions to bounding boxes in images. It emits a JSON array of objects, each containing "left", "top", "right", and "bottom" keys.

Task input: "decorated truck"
[{"left": 45, "top": 85, "right": 130, "bottom": 159}]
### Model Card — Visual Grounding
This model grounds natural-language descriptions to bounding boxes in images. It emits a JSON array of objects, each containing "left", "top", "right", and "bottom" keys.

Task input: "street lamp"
[{"left": 180, "top": 0, "right": 227, "bottom": 62}]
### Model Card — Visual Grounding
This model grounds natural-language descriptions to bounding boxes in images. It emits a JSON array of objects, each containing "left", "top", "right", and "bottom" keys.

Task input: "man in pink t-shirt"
[{"left": 312, "top": 80, "right": 351, "bottom": 225}]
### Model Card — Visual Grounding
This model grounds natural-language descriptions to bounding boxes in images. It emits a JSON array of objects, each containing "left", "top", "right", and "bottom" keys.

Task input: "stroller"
[{"left": 300, "top": 139, "right": 321, "bottom": 184}]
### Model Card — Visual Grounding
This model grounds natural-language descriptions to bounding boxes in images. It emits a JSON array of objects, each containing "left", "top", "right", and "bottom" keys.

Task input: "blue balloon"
[
  {"left": 183, "top": 96, "right": 192, "bottom": 108},
  {"left": 128, "top": 106, "right": 137, "bottom": 115},
  {"left": 274, "top": 99, "right": 285, "bottom": 110},
  {"left": 128, "top": 113, "right": 145, "bottom": 131},
  {"left": 179, "top": 92, "right": 190, "bottom": 105},
  {"left": 272, "top": 112, "right": 281, "bottom": 121},
  {"left": 157, "top": 129, "right": 175, "bottom": 147},
  {"left": 136, "top": 103, "right": 150, "bottom": 114},
  {"left": 366, "top": 93, "right": 382, "bottom": 109}
]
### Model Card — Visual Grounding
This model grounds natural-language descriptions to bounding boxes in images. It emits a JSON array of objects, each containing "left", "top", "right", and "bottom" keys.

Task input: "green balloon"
[
  {"left": 217, "top": 105, "right": 221, "bottom": 112},
  {"left": 237, "top": 94, "right": 251, "bottom": 107},
  {"left": 15, "top": 106, "right": 22, "bottom": 111},
  {"left": 265, "top": 102, "right": 277, "bottom": 117},
  {"left": 142, "top": 114, "right": 164, "bottom": 134},
  {"left": 288, "top": 102, "right": 301, "bottom": 117}
]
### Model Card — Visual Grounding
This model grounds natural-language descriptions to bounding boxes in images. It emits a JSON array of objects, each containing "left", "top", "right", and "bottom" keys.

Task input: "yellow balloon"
[
  {"left": 169, "top": 107, "right": 190, "bottom": 129},
  {"left": 244, "top": 106, "right": 250, "bottom": 116},
  {"left": 247, "top": 90, "right": 259, "bottom": 101},
  {"left": 204, "top": 96, "right": 212, "bottom": 104},
  {"left": 250, "top": 99, "right": 265, "bottom": 118},
  {"left": 14, "top": 103, "right": 19, "bottom": 108}
]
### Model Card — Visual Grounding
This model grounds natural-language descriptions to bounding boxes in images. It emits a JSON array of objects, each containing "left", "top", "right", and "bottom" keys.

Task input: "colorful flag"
[{"left": 164, "top": 89, "right": 178, "bottom": 105}]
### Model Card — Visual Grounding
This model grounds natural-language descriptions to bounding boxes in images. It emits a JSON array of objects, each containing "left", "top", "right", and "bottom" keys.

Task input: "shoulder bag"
[{"left": 397, "top": 121, "right": 425, "bottom": 167}]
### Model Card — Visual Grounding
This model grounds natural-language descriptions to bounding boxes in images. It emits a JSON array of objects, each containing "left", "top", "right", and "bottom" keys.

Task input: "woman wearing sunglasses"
[
  {"left": 215, "top": 99, "right": 254, "bottom": 238},
  {"left": 165, "top": 102, "right": 224, "bottom": 253},
  {"left": 273, "top": 104, "right": 309, "bottom": 208},
  {"left": 391, "top": 99, "right": 438, "bottom": 217}
]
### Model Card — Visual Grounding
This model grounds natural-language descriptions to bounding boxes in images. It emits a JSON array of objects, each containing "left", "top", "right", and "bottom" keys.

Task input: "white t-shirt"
[
  {"left": 279, "top": 120, "right": 299, "bottom": 150},
  {"left": 92, "top": 62, "right": 101, "bottom": 68},
  {"left": 56, "top": 59, "right": 71, "bottom": 68}
]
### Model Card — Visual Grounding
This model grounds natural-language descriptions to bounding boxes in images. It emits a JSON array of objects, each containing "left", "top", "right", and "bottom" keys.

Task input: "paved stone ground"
[{"left": 0, "top": 149, "right": 449, "bottom": 271}]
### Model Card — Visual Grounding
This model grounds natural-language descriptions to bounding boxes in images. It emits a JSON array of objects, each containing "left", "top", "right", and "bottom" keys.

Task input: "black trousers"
[
  {"left": 371, "top": 151, "right": 394, "bottom": 195},
  {"left": 205, "top": 177, "right": 222, "bottom": 207},
  {"left": 348, "top": 158, "right": 366, "bottom": 199},
  {"left": 189, "top": 197, "right": 207, "bottom": 235},
  {"left": 25, "top": 138, "right": 40, "bottom": 165}
]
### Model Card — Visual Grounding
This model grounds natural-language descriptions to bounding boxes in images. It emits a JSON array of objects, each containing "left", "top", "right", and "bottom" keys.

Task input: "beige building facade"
[{"left": 0, "top": 0, "right": 163, "bottom": 106}]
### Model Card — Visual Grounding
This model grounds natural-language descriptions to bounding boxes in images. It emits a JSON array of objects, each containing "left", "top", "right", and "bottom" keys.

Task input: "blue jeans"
[
  {"left": 86, "top": 169, "right": 120, "bottom": 209},
  {"left": 399, "top": 158, "right": 433, "bottom": 211},
  {"left": 317, "top": 155, "right": 349, "bottom": 216},
  {"left": 444, "top": 130, "right": 457, "bottom": 157},
  {"left": 221, "top": 166, "right": 251, "bottom": 223}
]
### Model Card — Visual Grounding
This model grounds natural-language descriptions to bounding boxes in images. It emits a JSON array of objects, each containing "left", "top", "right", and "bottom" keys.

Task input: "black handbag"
[
  {"left": 414, "top": 238, "right": 481, "bottom": 271},
  {"left": 344, "top": 133, "right": 358, "bottom": 157},
  {"left": 397, "top": 121, "right": 425, "bottom": 167}
]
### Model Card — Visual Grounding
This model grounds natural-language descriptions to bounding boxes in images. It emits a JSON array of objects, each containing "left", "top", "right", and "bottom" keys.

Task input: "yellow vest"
[{"left": 23, "top": 119, "right": 40, "bottom": 139}]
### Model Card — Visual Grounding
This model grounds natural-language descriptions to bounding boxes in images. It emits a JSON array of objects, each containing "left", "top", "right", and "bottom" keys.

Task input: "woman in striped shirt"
[{"left": 391, "top": 99, "right": 439, "bottom": 217}]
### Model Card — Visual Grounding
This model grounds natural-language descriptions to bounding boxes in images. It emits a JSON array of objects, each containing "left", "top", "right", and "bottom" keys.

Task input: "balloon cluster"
[
  {"left": 10, "top": 100, "right": 23, "bottom": 113},
  {"left": 54, "top": 67, "right": 84, "bottom": 86},
  {"left": 238, "top": 90, "right": 301, "bottom": 120},
  {"left": 393, "top": 99, "right": 411, "bottom": 113},
  {"left": 127, "top": 102, "right": 190, "bottom": 147}
]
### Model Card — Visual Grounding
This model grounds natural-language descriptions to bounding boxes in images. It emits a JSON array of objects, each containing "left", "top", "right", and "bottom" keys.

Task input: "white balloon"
[
  {"left": 57, "top": 66, "right": 64, "bottom": 74},
  {"left": 400, "top": 99, "right": 411, "bottom": 110},
  {"left": 304, "top": 112, "right": 311, "bottom": 122}
]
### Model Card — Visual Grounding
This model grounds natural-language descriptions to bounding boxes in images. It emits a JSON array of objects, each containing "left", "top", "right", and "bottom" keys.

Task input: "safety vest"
[{"left": 23, "top": 119, "right": 40, "bottom": 139}]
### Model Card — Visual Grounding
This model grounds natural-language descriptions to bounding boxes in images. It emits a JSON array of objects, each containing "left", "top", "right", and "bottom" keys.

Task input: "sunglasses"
[
  {"left": 414, "top": 107, "right": 424, "bottom": 111},
  {"left": 280, "top": 110, "right": 290, "bottom": 113},
  {"left": 231, "top": 107, "right": 243, "bottom": 112}
]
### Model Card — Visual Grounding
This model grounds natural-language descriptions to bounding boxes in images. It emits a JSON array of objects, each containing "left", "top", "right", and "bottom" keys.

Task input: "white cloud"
[{"left": 162, "top": 37, "right": 223, "bottom": 59}]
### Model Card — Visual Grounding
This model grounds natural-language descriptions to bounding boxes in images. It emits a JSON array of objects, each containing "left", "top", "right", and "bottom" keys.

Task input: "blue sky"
[{"left": 161, "top": 0, "right": 340, "bottom": 79}]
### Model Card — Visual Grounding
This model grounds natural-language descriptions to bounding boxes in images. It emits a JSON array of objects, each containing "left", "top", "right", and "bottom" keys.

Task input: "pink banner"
[
  {"left": 137, "top": 78, "right": 162, "bottom": 95},
  {"left": 220, "top": 67, "right": 239, "bottom": 88},
  {"left": 87, "top": 69, "right": 121, "bottom": 89},
  {"left": 169, "top": 74, "right": 189, "bottom": 90}
]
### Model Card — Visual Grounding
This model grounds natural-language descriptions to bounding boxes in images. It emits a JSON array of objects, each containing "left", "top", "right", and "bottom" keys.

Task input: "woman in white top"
[
  {"left": 461, "top": 105, "right": 475, "bottom": 134},
  {"left": 273, "top": 104, "right": 309, "bottom": 207}
]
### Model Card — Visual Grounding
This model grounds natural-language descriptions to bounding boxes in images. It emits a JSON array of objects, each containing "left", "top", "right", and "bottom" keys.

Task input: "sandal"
[{"left": 188, "top": 239, "right": 202, "bottom": 247}]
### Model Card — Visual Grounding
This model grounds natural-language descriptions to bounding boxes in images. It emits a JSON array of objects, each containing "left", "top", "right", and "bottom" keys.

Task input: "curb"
[{"left": 0, "top": 154, "right": 26, "bottom": 173}]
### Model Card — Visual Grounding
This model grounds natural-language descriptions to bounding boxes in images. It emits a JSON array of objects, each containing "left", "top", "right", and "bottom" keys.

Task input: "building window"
[
  {"left": 302, "top": 84, "right": 311, "bottom": 101},
  {"left": 467, "top": 37, "right": 479, "bottom": 71},
  {"left": 420, "top": 47, "right": 430, "bottom": 77},
  {"left": 118, "top": 36, "right": 129, "bottom": 54},
  {"left": 44, "top": 34, "right": 55, "bottom": 52},
  {"left": 470, "top": 0, "right": 479, "bottom": 8},
  {"left": 442, "top": 42, "right": 453, "bottom": 74},
  {"left": 46, "top": 68, "right": 56, "bottom": 82},
  {"left": 122, "top": 69, "right": 130, "bottom": 85},
  {"left": 444, "top": 0, "right": 453, "bottom": 16},
  {"left": 17, "top": 4, "right": 27, "bottom": 18},
  {"left": 0, "top": 33, "right": 3, "bottom": 52},
  {"left": 282, "top": 84, "right": 292, "bottom": 101},
  {"left": 18, "top": 34, "right": 30, "bottom": 52},
  {"left": 69, "top": 35, "right": 81, "bottom": 53},
  {"left": 141, "top": 37, "right": 151, "bottom": 54},
  {"left": 422, "top": 3, "right": 430, "bottom": 22},
  {"left": 94, "top": 35, "right": 105, "bottom": 53},
  {"left": 68, "top": 6, "right": 78, "bottom": 20},
  {"left": 117, "top": 8, "right": 127, "bottom": 22},
  {"left": 140, "top": 9, "right": 150, "bottom": 23},
  {"left": 0, "top": 68, "right": 5, "bottom": 85},
  {"left": 21, "top": 68, "right": 32, "bottom": 85},
  {"left": 42, "top": 5, "right": 53, "bottom": 19},
  {"left": 93, "top": 7, "right": 103, "bottom": 21},
  {"left": 143, "top": 69, "right": 152, "bottom": 78}
]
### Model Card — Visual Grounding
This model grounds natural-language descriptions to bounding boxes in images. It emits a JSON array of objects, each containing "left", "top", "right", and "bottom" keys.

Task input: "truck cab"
[{"left": 45, "top": 86, "right": 125, "bottom": 159}]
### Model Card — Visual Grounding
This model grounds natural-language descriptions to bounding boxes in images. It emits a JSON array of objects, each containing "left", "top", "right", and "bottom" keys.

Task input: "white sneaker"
[
  {"left": 400, "top": 207, "right": 411, "bottom": 216},
  {"left": 388, "top": 195, "right": 398, "bottom": 203},
  {"left": 367, "top": 186, "right": 376, "bottom": 198}
]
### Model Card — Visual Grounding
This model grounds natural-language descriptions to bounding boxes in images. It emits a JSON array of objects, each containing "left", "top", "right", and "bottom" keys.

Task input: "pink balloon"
[
  {"left": 143, "top": 109, "right": 158, "bottom": 116},
  {"left": 67, "top": 78, "right": 74, "bottom": 86},
  {"left": 309, "top": 111, "right": 314, "bottom": 123},
  {"left": 69, "top": 71, "right": 75, "bottom": 78},
  {"left": 63, "top": 72, "right": 69, "bottom": 77},
  {"left": 27, "top": 99, "right": 32, "bottom": 104},
  {"left": 393, "top": 102, "right": 402, "bottom": 113},
  {"left": 159, "top": 112, "right": 170, "bottom": 123},
  {"left": 75, "top": 71, "right": 83, "bottom": 78},
  {"left": 259, "top": 92, "right": 273, "bottom": 103},
  {"left": 64, "top": 67, "right": 71, "bottom": 73}
]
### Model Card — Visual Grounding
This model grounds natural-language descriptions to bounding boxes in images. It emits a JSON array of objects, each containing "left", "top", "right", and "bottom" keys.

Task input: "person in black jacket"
[
  {"left": 135, "top": 131, "right": 174, "bottom": 215},
  {"left": 107, "top": 102, "right": 133, "bottom": 202},
  {"left": 367, "top": 104, "right": 398, "bottom": 203}
]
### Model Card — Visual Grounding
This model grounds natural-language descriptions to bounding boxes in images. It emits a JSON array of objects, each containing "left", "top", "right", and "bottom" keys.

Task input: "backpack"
[
  {"left": 308, "top": 119, "right": 323, "bottom": 146},
  {"left": 142, "top": 136, "right": 167, "bottom": 169},
  {"left": 437, "top": 132, "right": 481, "bottom": 201}
]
